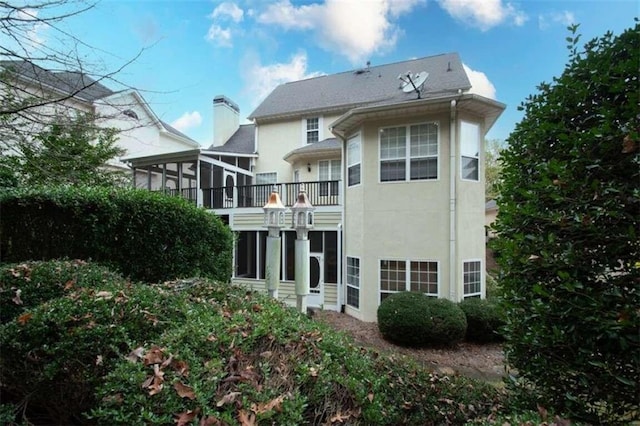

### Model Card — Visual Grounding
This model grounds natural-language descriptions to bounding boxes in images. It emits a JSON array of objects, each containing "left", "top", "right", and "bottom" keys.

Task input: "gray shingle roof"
[
  {"left": 1, "top": 60, "right": 114, "bottom": 102},
  {"left": 160, "top": 120, "right": 196, "bottom": 142},
  {"left": 283, "top": 138, "right": 340, "bottom": 162},
  {"left": 248, "top": 53, "right": 470, "bottom": 120},
  {"left": 208, "top": 124, "right": 255, "bottom": 154}
]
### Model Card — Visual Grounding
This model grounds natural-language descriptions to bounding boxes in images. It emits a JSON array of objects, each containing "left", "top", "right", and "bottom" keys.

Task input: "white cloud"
[
  {"left": 538, "top": 11, "right": 575, "bottom": 30},
  {"left": 14, "top": 8, "right": 47, "bottom": 52},
  {"left": 171, "top": 111, "right": 202, "bottom": 132},
  {"left": 205, "top": 25, "right": 233, "bottom": 47},
  {"left": 463, "top": 63, "right": 496, "bottom": 99},
  {"left": 210, "top": 2, "right": 244, "bottom": 22},
  {"left": 257, "top": 0, "right": 425, "bottom": 64},
  {"left": 437, "top": 0, "right": 527, "bottom": 31},
  {"left": 243, "top": 51, "right": 324, "bottom": 107}
]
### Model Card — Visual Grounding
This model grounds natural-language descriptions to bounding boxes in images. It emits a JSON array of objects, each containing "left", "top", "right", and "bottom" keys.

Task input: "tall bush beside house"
[
  {"left": 492, "top": 24, "right": 639, "bottom": 422},
  {"left": 0, "top": 186, "right": 233, "bottom": 282}
]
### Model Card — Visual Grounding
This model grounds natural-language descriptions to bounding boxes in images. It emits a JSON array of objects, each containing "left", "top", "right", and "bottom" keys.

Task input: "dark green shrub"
[
  {"left": 0, "top": 260, "right": 124, "bottom": 324},
  {"left": 0, "top": 274, "right": 188, "bottom": 424},
  {"left": 493, "top": 24, "right": 639, "bottom": 422},
  {"left": 377, "top": 291, "right": 433, "bottom": 346},
  {"left": 0, "top": 186, "right": 233, "bottom": 282},
  {"left": 459, "top": 298, "right": 504, "bottom": 343},
  {"left": 423, "top": 298, "right": 467, "bottom": 346}
]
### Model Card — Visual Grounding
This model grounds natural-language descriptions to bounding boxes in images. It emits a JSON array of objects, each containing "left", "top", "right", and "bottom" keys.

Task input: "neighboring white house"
[
  {"left": 124, "top": 53, "right": 505, "bottom": 322},
  {"left": 0, "top": 60, "right": 200, "bottom": 186}
]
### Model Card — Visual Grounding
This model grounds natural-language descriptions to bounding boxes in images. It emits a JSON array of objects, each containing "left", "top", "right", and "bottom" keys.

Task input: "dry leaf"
[
  {"left": 174, "top": 382, "right": 196, "bottom": 400},
  {"left": 144, "top": 346, "right": 165, "bottom": 365},
  {"left": 143, "top": 364, "right": 165, "bottom": 396},
  {"left": 64, "top": 279, "right": 75, "bottom": 290},
  {"left": 175, "top": 408, "right": 200, "bottom": 426},
  {"left": 127, "top": 346, "right": 145, "bottom": 363},
  {"left": 172, "top": 359, "right": 190, "bottom": 376},
  {"left": 96, "top": 355, "right": 103, "bottom": 366},
  {"left": 537, "top": 404, "right": 548, "bottom": 421},
  {"left": 329, "top": 412, "right": 350, "bottom": 423},
  {"left": 251, "top": 395, "right": 285, "bottom": 415},
  {"left": 12, "top": 289, "right": 22, "bottom": 305},
  {"left": 237, "top": 410, "right": 255, "bottom": 426},
  {"left": 17, "top": 312, "right": 32, "bottom": 325},
  {"left": 216, "top": 391, "right": 241, "bottom": 407},
  {"left": 95, "top": 291, "right": 113, "bottom": 300},
  {"left": 199, "top": 416, "right": 224, "bottom": 426},
  {"left": 367, "top": 393, "right": 374, "bottom": 403}
]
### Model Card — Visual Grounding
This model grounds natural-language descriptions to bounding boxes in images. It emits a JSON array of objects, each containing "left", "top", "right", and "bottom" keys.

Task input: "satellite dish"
[{"left": 400, "top": 71, "right": 429, "bottom": 93}]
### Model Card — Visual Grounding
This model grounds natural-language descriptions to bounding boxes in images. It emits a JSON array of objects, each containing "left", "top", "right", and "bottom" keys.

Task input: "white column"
[
  {"left": 295, "top": 229, "right": 310, "bottom": 313},
  {"left": 266, "top": 227, "right": 281, "bottom": 299}
]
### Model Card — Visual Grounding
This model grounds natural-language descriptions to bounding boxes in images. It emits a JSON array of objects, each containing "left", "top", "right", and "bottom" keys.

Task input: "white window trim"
[
  {"left": 378, "top": 258, "right": 440, "bottom": 303},
  {"left": 378, "top": 121, "right": 440, "bottom": 183},
  {"left": 462, "top": 258, "right": 483, "bottom": 298},
  {"left": 346, "top": 256, "right": 361, "bottom": 310},
  {"left": 346, "top": 133, "right": 362, "bottom": 188},
  {"left": 255, "top": 171, "right": 278, "bottom": 185},
  {"left": 301, "top": 116, "right": 323, "bottom": 146},
  {"left": 460, "top": 121, "right": 481, "bottom": 182}
]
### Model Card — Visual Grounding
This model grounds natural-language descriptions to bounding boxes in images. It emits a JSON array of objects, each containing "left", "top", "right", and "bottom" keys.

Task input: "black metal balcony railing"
[
  {"left": 203, "top": 180, "right": 340, "bottom": 209},
  {"left": 153, "top": 188, "right": 198, "bottom": 204}
]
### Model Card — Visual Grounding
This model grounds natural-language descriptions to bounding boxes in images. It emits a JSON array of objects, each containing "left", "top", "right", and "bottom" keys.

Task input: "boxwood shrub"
[
  {"left": 0, "top": 186, "right": 233, "bottom": 282},
  {"left": 459, "top": 298, "right": 505, "bottom": 343},
  {"left": 0, "top": 260, "right": 124, "bottom": 324},
  {"left": 377, "top": 291, "right": 433, "bottom": 347}
]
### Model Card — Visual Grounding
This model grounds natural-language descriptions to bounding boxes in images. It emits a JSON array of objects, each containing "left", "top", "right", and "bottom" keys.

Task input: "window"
[
  {"left": 380, "top": 259, "right": 438, "bottom": 301},
  {"left": 347, "top": 135, "right": 361, "bottom": 186},
  {"left": 319, "top": 160, "right": 341, "bottom": 196},
  {"left": 306, "top": 117, "right": 319, "bottom": 144},
  {"left": 463, "top": 260, "right": 482, "bottom": 297},
  {"left": 460, "top": 122, "right": 480, "bottom": 181},
  {"left": 255, "top": 172, "right": 277, "bottom": 204},
  {"left": 380, "top": 123, "right": 438, "bottom": 182},
  {"left": 235, "top": 231, "right": 267, "bottom": 279},
  {"left": 346, "top": 257, "right": 360, "bottom": 308},
  {"left": 256, "top": 172, "right": 277, "bottom": 185}
]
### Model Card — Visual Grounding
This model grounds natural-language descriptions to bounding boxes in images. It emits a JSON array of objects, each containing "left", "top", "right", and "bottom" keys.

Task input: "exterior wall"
[
  {"left": 343, "top": 111, "right": 486, "bottom": 322},
  {"left": 254, "top": 113, "right": 342, "bottom": 181},
  {"left": 232, "top": 278, "right": 338, "bottom": 309}
]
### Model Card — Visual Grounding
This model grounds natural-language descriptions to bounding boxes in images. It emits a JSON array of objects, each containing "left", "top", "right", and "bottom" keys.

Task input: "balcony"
[{"left": 157, "top": 180, "right": 341, "bottom": 209}]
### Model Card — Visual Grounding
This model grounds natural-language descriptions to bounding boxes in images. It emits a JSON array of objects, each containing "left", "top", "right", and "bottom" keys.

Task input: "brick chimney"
[{"left": 213, "top": 95, "right": 239, "bottom": 147}]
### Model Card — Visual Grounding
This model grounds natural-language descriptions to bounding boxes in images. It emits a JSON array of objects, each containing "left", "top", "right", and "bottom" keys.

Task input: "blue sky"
[{"left": 27, "top": 0, "right": 638, "bottom": 146}]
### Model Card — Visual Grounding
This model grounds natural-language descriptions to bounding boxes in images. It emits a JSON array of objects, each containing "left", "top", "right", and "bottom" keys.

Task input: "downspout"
[
  {"left": 449, "top": 100, "right": 457, "bottom": 302},
  {"left": 332, "top": 126, "right": 347, "bottom": 313}
]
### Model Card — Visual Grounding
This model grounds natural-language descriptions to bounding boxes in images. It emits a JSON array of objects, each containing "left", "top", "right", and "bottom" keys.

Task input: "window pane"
[
  {"left": 319, "top": 161, "right": 329, "bottom": 180},
  {"left": 307, "top": 131, "right": 319, "bottom": 144},
  {"left": 348, "top": 164, "right": 360, "bottom": 186},
  {"left": 380, "top": 127, "right": 406, "bottom": 160},
  {"left": 309, "top": 231, "right": 322, "bottom": 252},
  {"left": 460, "top": 122, "right": 479, "bottom": 157},
  {"left": 307, "top": 117, "right": 319, "bottom": 131},
  {"left": 461, "top": 157, "right": 479, "bottom": 181},
  {"left": 285, "top": 231, "right": 295, "bottom": 281},
  {"left": 324, "top": 231, "right": 337, "bottom": 284},
  {"left": 410, "top": 261, "right": 438, "bottom": 296},
  {"left": 381, "top": 160, "right": 405, "bottom": 182},
  {"left": 463, "top": 260, "right": 482, "bottom": 296},
  {"left": 409, "top": 123, "right": 437, "bottom": 157},
  {"left": 346, "top": 257, "right": 360, "bottom": 308},
  {"left": 256, "top": 172, "right": 277, "bottom": 184},
  {"left": 410, "top": 158, "right": 437, "bottom": 180},
  {"left": 331, "top": 160, "right": 342, "bottom": 180},
  {"left": 380, "top": 260, "right": 406, "bottom": 293}
]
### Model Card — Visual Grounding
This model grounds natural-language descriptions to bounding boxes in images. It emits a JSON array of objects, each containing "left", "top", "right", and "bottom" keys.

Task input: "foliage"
[
  {"left": 0, "top": 260, "right": 124, "bottom": 324},
  {"left": 0, "top": 112, "right": 126, "bottom": 187},
  {"left": 377, "top": 291, "right": 434, "bottom": 346},
  {"left": 0, "top": 265, "right": 504, "bottom": 425},
  {"left": 422, "top": 298, "right": 467, "bottom": 346},
  {"left": 492, "top": 23, "right": 640, "bottom": 422},
  {"left": 377, "top": 292, "right": 467, "bottom": 347},
  {"left": 0, "top": 270, "right": 189, "bottom": 424},
  {"left": 0, "top": 186, "right": 233, "bottom": 282},
  {"left": 484, "top": 138, "right": 504, "bottom": 201},
  {"left": 459, "top": 298, "right": 505, "bottom": 343}
]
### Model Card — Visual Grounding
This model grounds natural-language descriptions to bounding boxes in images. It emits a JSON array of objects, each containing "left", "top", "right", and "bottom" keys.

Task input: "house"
[
  {"left": 0, "top": 60, "right": 200, "bottom": 185},
  {"left": 123, "top": 53, "right": 505, "bottom": 322}
]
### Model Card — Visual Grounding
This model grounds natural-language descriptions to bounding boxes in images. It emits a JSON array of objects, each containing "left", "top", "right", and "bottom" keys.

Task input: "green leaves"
[{"left": 493, "top": 23, "right": 640, "bottom": 423}]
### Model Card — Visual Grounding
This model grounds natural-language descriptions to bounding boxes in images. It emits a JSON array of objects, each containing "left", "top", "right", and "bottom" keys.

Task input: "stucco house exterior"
[
  {"left": 124, "top": 53, "right": 505, "bottom": 322},
  {"left": 0, "top": 60, "right": 200, "bottom": 184}
]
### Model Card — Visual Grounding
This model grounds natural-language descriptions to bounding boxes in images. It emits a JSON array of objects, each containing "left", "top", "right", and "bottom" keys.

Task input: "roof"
[
  {"left": 248, "top": 52, "right": 470, "bottom": 121},
  {"left": 208, "top": 124, "right": 255, "bottom": 154},
  {"left": 160, "top": 120, "right": 197, "bottom": 142},
  {"left": 1, "top": 60, "right": 114, "bottom": 102},
  {"left": 284, "top": 138, "right": 340, "bottom": 163}
]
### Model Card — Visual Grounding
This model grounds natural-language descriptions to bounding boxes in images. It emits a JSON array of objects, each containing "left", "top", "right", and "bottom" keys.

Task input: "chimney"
[{"left": 213, "top": 95, "right": 239, "bottom": 147}]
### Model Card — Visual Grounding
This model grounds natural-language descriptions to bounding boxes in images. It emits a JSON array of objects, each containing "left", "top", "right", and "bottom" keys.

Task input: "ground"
[{"left": 312, "top": 310, "right": 506, "bottom": 382}]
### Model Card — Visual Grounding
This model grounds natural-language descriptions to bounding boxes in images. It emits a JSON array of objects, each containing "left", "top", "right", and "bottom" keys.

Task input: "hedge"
[{"left": 0, "top": 186, "right": 233, "bottom": 282}]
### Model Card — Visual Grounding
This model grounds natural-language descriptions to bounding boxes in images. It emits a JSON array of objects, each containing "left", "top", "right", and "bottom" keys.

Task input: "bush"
[
  {"left": 377, "top": 292, "right": 433, "bottom": 346},
  {"left": 0, "top": 268, "right": 188, "bottom": 424},
  {"left": 493, "top": 24, "right": 639, "bottom": 422},
  {"left": 459, "top": 298, "right": 504, "bottom": 343},
  {"left": 377, "top": 292, "right": 467, "bottom": 347},
  {"left": 0, "top": 260, "right": 125, "bottom": 324},
  {"left": 422, "top": 298, "right": 467, "bottom": 346},
  {"left": 0, "top": 186, "right": 233, "bottom": 282}
]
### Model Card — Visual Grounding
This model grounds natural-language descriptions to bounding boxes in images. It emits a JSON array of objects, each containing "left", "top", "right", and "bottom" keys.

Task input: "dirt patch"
[{"left": 312, "top": 310, "right": 506, "bottom": 382}]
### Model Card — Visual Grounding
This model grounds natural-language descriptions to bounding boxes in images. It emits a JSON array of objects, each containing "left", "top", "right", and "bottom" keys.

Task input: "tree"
[
  {"left": 493, "top": 23, "right": 639, "bottom": 422},
  {"left": 0, "top": 112, "right": 126, "bottom": 187},
  {"left": 484, "top": 138, "right": 503, "bottom": 201}
]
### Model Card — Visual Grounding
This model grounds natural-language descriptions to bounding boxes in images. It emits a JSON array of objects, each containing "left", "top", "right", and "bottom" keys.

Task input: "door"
[
  {"left": 308, "top": 253, "right": 324, "bottom": 307},
  {"left": 223, "top": 170, "right": 236, "bottom": 207}
]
